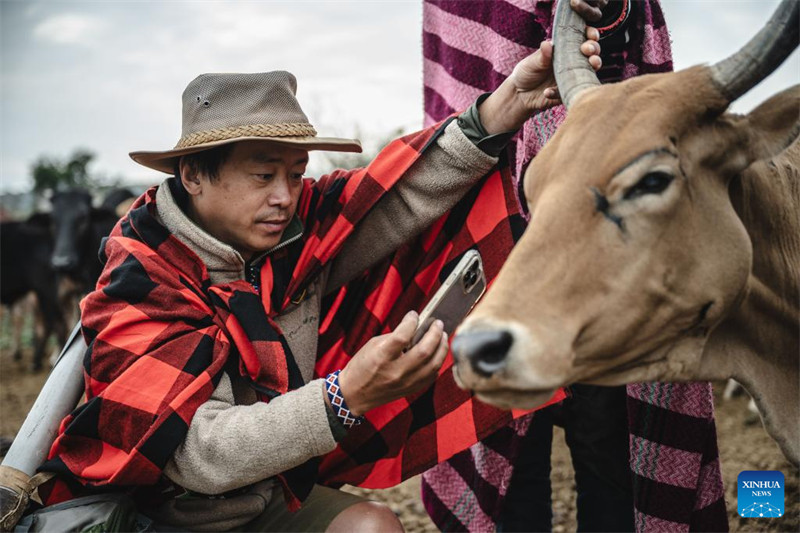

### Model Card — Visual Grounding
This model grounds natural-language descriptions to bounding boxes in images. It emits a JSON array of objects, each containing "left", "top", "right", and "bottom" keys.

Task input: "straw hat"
[{"left": 130, "top": 71, "right": 362, "bottom": 174}]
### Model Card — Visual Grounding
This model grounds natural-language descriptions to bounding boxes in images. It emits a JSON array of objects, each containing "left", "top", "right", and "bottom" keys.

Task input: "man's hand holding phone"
[{"left": 337, "top": 311, "right": 449, "bottom": 417}]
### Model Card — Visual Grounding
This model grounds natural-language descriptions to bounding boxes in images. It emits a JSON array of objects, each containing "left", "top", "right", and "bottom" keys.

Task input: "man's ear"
[
  {"left": 179, "top": 157, "right": 203, "bottom": 196},
  {"left": 742, "top": 85, "right": 799, "bottom": 165}
]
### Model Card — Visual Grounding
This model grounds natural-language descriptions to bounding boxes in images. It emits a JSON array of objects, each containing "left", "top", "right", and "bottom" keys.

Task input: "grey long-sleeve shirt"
[{"left": 158, "top": 118, "right": 503, "bottom": 495}]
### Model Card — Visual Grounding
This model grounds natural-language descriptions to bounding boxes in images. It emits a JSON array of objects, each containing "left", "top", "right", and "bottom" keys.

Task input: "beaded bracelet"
[
  {"left": 325, "top": 370, "right": 364, "bottom": 429},
  {"left": 595, "top": 0, "right": 630, "bottom": 40}
]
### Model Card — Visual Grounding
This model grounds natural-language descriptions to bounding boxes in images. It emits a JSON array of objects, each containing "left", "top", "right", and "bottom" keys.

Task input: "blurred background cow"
[
  {"left": 48, "top": 188, "right": 132, "bottom": 330},
  {"left": 0, "top": 185, "right": 136, "bottom": 371},
  {"left": 1, "top": 216, "right": 65, "bottom": 371}
]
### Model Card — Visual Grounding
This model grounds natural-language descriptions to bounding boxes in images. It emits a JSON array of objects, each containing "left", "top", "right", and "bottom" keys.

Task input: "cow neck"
[
  {"left": 156, "top": 178, "right": 303, "bottom": 286},
  {"left": 699, "top": 141, "right": 800, "bottom": 464},
  {"left": 727, "top": 140, "right": 800, "bottom": 350}
]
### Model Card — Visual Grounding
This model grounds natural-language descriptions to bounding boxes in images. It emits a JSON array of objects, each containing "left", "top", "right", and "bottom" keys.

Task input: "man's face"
[{"left": 186, "top": 141, "right": 308, "bottom": 260}]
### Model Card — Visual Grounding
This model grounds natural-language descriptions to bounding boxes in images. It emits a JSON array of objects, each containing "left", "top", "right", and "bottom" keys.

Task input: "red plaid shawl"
[{"left": 41, "top": 118, "right": 564, "bottom": 508}]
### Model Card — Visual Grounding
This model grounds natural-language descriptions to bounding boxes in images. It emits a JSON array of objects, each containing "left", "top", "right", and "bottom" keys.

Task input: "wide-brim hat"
[{"left": 130, "top": 71, "right": 362, "bottom": 174}]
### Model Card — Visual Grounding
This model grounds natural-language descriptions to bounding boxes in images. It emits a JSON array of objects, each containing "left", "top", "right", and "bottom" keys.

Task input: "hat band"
[{"left": 175, "top": 122, "right": 318, "bottom": 149}]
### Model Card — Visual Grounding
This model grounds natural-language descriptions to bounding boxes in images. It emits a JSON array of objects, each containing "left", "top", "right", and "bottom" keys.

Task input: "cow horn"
[
  {"left": 552, "top": 0, "right": 601, "bottom": 110},
  {"left": 710, "top": 0, "right": 799, "bottom": 103}
]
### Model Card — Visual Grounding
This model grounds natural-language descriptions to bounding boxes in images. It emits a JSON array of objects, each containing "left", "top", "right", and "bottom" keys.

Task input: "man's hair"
[{"left": 173, "top": 144, "right": 234, "bottom": 182}]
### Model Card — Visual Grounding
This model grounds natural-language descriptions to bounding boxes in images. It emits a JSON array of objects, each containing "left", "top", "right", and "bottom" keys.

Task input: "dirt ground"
[{"left": 1, "top": 320, "right": 797, "bottom": 532}]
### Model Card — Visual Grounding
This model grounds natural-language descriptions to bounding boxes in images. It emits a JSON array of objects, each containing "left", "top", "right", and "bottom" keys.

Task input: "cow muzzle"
[
  {"left": 51, "top": 254, "right": 78, "bottom": 272},
  {"left": 451, "top": 329, "right": 513, "bottom": 377},
  {"left": 451, "top": 317, "right": 575, "bottom": 409}
]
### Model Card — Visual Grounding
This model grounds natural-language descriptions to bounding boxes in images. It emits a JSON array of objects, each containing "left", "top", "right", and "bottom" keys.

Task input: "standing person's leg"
[
  {"left": 498, "top": 407, "right": 556, "bottom": 532},
  {"left": 563, "top": 384, "right": 633, "bottom": 532}
]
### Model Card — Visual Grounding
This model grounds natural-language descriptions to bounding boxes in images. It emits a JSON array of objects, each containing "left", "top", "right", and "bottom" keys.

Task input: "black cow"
[
  {"left": 0, "top": 188, "right": 130, "bottom": 370},
  {"left": 48, "top": 189, "right": 121, "bottom": 294},
  {"left": 0, "top": 218, "right": 67, "bottom": 370}
]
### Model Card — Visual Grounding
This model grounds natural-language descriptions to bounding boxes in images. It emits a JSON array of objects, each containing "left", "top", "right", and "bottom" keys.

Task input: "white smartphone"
[{"left": 410, "top": 249, "right": 487, "bottom": 347}]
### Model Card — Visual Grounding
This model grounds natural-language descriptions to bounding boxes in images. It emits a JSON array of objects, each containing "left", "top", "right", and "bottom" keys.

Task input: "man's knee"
[{"left": 326, "top": 501, "right": 403, "bottom": 533}]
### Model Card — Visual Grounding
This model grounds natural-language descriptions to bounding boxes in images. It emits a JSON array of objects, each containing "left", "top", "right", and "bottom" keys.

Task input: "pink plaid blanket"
[{"left": 420, "top": 1, "right": 728, "bottom": 531}]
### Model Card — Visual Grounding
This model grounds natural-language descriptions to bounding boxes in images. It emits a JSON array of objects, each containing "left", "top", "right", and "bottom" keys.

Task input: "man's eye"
[
  {"left": 291, "top": 173, "right": 304, "bottom": 180},
  {"left": 256, "top": 174, "right": 274, "bottom": 181}
]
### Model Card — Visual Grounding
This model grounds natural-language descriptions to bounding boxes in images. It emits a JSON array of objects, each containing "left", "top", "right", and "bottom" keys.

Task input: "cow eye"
[{"left": 624, "top": 171, "right": 674, "bottom": 200}]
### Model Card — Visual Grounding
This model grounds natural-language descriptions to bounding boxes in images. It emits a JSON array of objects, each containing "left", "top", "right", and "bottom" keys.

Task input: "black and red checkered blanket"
[{"left": 41, "top": 118, "right": 564, "bottom": 509}]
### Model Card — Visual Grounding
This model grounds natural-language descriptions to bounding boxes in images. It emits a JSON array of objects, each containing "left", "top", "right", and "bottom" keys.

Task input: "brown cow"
[{"left": 450, "top": 0, "right": 799, "bottom": 465}]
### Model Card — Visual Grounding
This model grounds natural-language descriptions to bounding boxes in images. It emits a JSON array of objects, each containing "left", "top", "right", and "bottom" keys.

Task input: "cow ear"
[
  {"left": 27, "top": 212, "right": 52, "bottom": 229},
  {"left": 91, "top": 206, "right": 117, "bottom": 223},
  {"left": 742, "top": 85, "right": 799, "bottom": 165}
]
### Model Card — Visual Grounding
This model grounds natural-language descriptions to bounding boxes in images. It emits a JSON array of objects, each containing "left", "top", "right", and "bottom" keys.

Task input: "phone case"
[{"left": 411, "top": 250, "right": 487, "bottom": 346}]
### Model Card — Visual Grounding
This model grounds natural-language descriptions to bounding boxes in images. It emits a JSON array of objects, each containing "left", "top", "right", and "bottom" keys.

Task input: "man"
[{"left": 40, "top": 22, "right": 601, "bottom": 533}]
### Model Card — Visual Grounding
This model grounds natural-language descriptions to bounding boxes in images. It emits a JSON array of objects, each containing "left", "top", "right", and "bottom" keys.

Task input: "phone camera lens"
[{"left": 463, "top": 271, "right": 477, "bottom": 289}]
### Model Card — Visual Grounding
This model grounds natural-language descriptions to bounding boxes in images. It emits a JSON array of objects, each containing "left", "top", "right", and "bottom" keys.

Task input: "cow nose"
[
  {"left": 51, "top": 255, "right": 77, "bottom": 271},
  {"left": 451, "top": 330, "right": 513, "bottom": 377}
]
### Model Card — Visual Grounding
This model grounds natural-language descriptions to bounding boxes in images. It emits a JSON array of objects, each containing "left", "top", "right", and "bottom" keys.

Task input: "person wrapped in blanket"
[
  {"left": 421, "top": 2, "right": 726, "bottom": 532},
  {"left": 35, "top": 8, "right": 604, "bottom": 533}
]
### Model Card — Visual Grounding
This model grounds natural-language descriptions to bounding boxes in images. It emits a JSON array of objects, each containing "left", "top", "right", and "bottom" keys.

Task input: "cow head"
[
  {"left": 451, "top": 0, "right": 799, "bottom": 410},
  {"left": 49, "top": 189, "right": 94, "bottom": 274}
]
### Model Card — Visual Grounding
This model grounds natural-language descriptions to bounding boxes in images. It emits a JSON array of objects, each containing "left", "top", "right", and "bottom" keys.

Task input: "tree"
[{"left": 31, "top": 149, "right": 98, "bottom": 193}]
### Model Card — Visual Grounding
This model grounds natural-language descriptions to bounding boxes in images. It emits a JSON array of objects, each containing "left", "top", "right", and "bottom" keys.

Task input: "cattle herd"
[{"left": 0, "top": 187, "right": 134, "bottom": 371}]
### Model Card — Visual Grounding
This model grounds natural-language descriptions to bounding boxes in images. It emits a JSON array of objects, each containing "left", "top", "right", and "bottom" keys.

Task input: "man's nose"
[{"left": 269, "top": 176, "right": 293, "bottom": 207}]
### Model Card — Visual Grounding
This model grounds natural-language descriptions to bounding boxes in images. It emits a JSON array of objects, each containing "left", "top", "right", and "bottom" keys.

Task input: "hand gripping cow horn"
[
  {"left": 709, "top": 0, "right": 799, "bottom": 104},
  {"left": 552, "top": 0, "right": 602, "bottom": 110}
]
